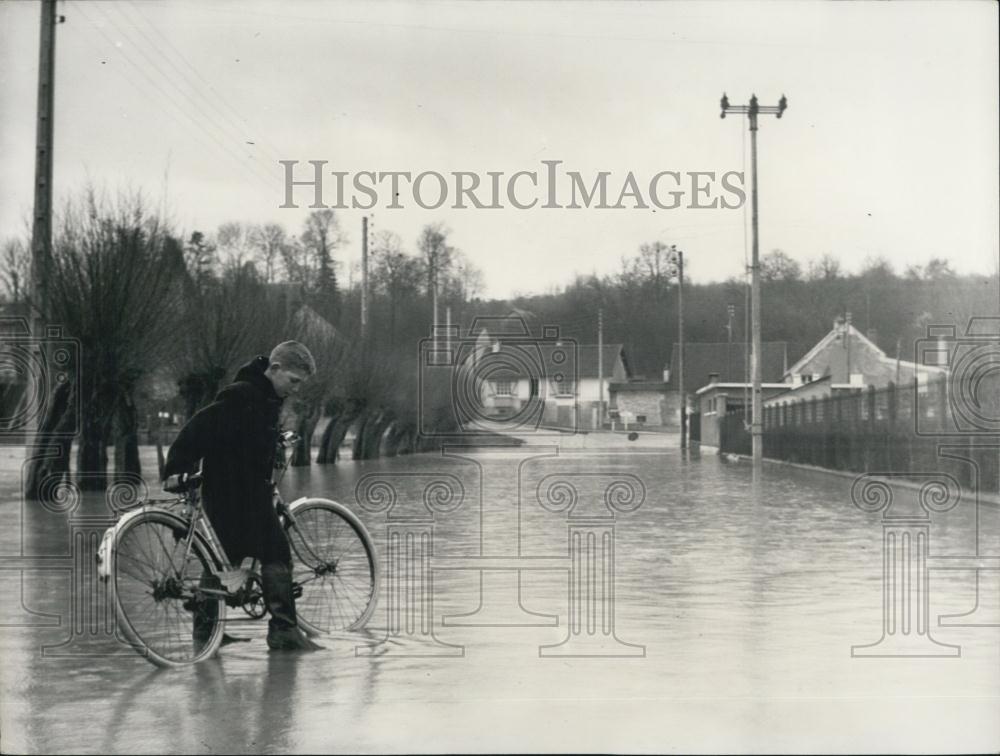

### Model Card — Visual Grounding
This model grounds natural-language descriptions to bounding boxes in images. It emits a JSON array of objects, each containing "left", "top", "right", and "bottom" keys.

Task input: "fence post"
[
  {"left": 809, "top": 397, "right": 819, "bottom": 465},
  {"left": 885, "top": 381, "right": 899, "bottom": 469},
  {"left": 849, "top": 392, "right": 860, "bottom": 471},
  {"left": 866, "top": 385, "right": 877, "bottom": 471}
]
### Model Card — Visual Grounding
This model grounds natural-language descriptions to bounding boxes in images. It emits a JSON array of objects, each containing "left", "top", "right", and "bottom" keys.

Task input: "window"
[
  {"left": 553, "top": 378, "right": 575, "bottom": 396},
  {"left": 494, "top": 380, "right": 515, "bottom": 397}
]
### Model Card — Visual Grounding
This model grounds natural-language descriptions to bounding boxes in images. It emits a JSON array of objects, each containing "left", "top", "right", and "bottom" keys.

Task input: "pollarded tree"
[{"left": 25, "top": 188, "right": 187, "bottom": 495}]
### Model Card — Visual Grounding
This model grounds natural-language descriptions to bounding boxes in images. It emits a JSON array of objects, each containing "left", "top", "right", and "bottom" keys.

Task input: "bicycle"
[{"left": 97, "top": 431, "right": 379, "bottom": 668}]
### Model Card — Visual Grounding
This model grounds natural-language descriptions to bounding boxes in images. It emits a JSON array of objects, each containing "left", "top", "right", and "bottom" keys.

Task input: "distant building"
[
  {"left": 666, "top": 341, "right": 789, "bottom": 430},
  {"left": 766, "top": 317, "right": 948, "bottom": 406},
  {"left": 694, "top": 375, "right": 789, "bottom": 447},
  {"left": 474, "top": 341, "right": 629, "bottom": 431},
  {"left": 462, "top": 310, "right": 639, "bottom": 431},
  {"left": 693, "top": 318, "right": 953, "bottom": 447},
  {"left": 608, "top": 380, "right": 671, "bottom": 428}
]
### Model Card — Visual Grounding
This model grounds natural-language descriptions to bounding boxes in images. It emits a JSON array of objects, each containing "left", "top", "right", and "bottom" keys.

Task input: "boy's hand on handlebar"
[{"left": 275, "top": 498, "right": 294, "bottom": 525}]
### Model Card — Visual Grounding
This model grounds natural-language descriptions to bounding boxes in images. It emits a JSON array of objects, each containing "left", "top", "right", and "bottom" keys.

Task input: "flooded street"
[{"left": 1, "top": 435, "right": 998, "bottom": 753}]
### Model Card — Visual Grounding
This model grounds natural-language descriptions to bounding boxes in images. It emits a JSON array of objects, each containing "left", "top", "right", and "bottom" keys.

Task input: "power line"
[
  {"left": 118, "top": 0, "right": 286, "bottom": 167},
  {"left": 86, "top": 1, "right": 277, "bottom": 188},
  {"left": 72, "top": 1, "right": 276, "bottom": 195}
]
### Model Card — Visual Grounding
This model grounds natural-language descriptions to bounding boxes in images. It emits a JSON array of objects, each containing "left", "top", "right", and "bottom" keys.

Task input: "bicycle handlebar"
[{"left": 162, "top": 472, "right": 203, "bottom": 494}]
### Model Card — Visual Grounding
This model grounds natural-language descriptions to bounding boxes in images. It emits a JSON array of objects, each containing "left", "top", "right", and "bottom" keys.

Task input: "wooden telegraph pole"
[
  {"left": 31, "top": 0, "right": 63, "bottom": 333},
  {"left": 361, "top": 216, "right": 369, "bottom": 344},
  {"left": 720, "top": 92, "right": 788, "bottom": 479},
  {"left": 668, "top": 246, "right": 685, "bottom": 449},
  {"left": 597, "top": 308, "right": 604, "bottom": 429}
]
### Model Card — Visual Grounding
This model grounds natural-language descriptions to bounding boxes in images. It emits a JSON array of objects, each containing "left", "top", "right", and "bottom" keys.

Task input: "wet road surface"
[{"left": 1, "top": 435, "right": 998, "bottom": 753}]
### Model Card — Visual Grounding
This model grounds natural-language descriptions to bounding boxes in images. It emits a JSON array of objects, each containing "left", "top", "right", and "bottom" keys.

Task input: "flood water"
[{"left": 1, "top": 433, "right": 998, "bottom": 753}]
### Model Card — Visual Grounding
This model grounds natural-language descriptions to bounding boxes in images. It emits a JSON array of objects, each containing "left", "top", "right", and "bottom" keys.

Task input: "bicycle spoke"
[
  {"left": 115, "top": 551, "right": 159, "bottom": 584},
  {"left": 113, "top": 513, "right": 224, "bottom": 666},
  {"left": 149, "top": 523, "right": 183, "bottom": 578},
  {"left": 290, "top": 503, "right": 378, "bottom": 633}
]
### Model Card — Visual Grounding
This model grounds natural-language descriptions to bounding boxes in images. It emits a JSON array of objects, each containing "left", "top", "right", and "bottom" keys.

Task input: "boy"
[{"left": 164, "top": 341, "right": 321, "bottom": 651}]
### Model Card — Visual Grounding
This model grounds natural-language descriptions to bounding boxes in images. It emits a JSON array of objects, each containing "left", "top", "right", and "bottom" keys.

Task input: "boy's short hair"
[{"left": 269, "top": 341, "right": 316, "bottom": 375}]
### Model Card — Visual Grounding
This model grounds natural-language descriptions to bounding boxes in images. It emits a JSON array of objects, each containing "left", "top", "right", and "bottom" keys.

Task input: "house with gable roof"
[{"left": 462, "top": 310, "right": 632, "bottom": 430}]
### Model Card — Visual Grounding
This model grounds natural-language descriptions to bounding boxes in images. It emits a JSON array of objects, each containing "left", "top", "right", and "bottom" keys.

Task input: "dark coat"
[{"left": 164, "top": 356, "right": 290, "bottom": 565}]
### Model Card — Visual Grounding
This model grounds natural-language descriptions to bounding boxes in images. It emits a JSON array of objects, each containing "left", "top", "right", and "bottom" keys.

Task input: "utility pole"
[
  {"left": 597, "top": 308, "right": 604, "bottom": 430},
  {"left": 31, "top": 0, "right": 62, "bottom": 334},
  {"left": 720, "top": 92, "right": 788, "bottom": 479},
  {"left": 430, "top": 253, "right": 438, "bottom": 353},
  {"left": 668, "top": 246, "right": 686, "bottom": 450},
  {"left": 446, "top": 305, "right": 452, "bottom": 354},
  {"left": 361, "top": 216, "right": 369, "bottom": 344},
  {"left": 726, "top": 303, "right": 735, "bottom": 381}
]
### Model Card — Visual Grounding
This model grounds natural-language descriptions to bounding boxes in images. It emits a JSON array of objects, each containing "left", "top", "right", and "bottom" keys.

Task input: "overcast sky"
[{"left": 2, "top": 0, "right": 997, "bottom": 299}]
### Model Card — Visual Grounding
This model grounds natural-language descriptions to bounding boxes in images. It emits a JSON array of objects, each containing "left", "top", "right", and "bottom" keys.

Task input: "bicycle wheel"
[
  {"left": 286, "top": 499, "right": 379, "bottom": 634},
  {"left": 111, "top": 510, "right": 226, "bottom": 667}
]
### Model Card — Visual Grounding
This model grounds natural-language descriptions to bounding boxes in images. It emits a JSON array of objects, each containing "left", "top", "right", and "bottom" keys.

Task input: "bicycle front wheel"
[
  {"left": 286, "top": 499, "right": 379, "bottom": 634},
  {"left": 111, "top": 510, "right": 226, "bottom": 667}
]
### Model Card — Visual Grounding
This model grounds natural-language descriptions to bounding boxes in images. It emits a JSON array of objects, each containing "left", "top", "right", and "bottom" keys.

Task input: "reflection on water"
[{"left": 0, "top": 440, "right": 998, "bottom": 753}]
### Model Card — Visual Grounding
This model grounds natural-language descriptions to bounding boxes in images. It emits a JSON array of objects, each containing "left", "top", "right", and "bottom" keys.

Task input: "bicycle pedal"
[{"left": 217, "top": 568, "right": 250, "bottom": 592}]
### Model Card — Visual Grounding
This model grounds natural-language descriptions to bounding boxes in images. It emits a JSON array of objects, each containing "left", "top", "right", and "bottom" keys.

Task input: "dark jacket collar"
[{"left": 216, "top": 356, "right": 282, "bottom": 404}]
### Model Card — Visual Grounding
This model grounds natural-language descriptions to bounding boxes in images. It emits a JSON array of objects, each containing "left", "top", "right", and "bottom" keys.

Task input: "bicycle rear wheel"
[
  {"left": 111, "top": 510, "right": 225, "bottom": 667},
  {"left": 286, "top": 499, "right": 379, "bottom": 634}
]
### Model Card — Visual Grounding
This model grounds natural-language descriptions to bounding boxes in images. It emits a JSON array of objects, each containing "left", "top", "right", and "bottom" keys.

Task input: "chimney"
[{"left": 708, "top": 372, "right": 720, "bottom": 384}]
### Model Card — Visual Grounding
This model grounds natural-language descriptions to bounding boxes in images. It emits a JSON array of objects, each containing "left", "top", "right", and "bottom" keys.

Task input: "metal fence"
[{"left": 718, "top": 375, "right": 1000, "bottom": 494}]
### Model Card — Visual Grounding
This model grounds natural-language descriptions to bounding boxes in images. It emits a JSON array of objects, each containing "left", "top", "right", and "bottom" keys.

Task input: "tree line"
[
  {"left": 500, "top": 247, "right": 997, "bottom": 382},
  {"left": 2, "top": 187, "right": 483, "bottom": 495},
  {"left": 2, "top": 186, "right": 995, "bottom": 496}
]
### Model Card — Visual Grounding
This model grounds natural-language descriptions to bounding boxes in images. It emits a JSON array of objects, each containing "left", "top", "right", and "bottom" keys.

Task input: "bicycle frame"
[{"left": 99, "top": 431, "right": 356, "bottom": 601}]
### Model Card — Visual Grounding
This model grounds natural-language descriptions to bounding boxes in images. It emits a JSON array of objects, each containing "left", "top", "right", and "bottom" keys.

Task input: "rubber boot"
[{"left": 262, "top": 562, "right": 323, "bottom": 651}]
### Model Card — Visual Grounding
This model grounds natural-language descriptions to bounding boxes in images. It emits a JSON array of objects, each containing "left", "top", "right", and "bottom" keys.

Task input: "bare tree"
[
  {"left": 442, "top": 249, "right": 484, "bottom": 302},
  {"left": 249, "top": 223, "right": 289, "bottom": 284},
  {"left": 417, "top": 223, "right": 453, "bottom": 298},
  {"left": 281, "top": 236, "right": 313, "bottom": 286},
  {"left": 284, "top": 302, "right": 345, "bottom": 465},
  {"left": 216, "top": 221, "right": 254, "bottom": 271},
  {"left": 807, "top": 253, "right": 841, "bottom": 281},
  {"left": 371, "top": 230, "right": 421, "bottom": 345},
  {"left": 0, "top": 238, "right": 29, "bottom": 303},
  {"left": 26, "top": 188, "right": 186, "bottom": 495},
  {"left": 761, "top": 249, "right": 803, "bottom": 282},
  {"left": 172, "top": 260, "right": 292, "bottom": 416}
]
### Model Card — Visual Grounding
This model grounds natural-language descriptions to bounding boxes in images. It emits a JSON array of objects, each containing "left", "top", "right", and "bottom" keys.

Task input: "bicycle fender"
[
  {"left": 288, "top": 496, "right": 344, "bottom": 511},
  {"left": 97, "top": 506, "right": 160, "bottom": 582}
]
